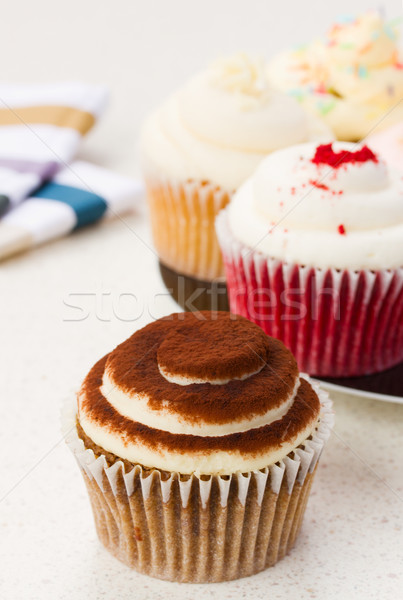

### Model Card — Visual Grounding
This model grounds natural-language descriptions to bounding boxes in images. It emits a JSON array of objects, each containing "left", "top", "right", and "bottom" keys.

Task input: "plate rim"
[{"left": 314, "top": 378, "right": 403, "bottom": 405}]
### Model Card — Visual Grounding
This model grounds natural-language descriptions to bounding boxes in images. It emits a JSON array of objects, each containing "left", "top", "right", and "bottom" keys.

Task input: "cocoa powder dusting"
[
  {"left": 83, "top": 312, "right": 299, "bottom": 425},
  {"left": 79, "top": 374, "right": 319, "bottom": 457},
  {"left": 78, "top": 312, "right": 321, "bottom": 458}
]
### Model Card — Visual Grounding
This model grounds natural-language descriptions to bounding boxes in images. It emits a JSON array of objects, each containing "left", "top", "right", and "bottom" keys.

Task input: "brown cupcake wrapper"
[
  {"left": 143, "top": 161, "right": 231, "bottom": 281},
  {"left": 63, "top": 378, "right": 333, "bottom": 583}
]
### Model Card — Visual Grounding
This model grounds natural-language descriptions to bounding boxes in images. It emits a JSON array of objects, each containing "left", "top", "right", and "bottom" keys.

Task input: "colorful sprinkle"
[
  {"left": 338, "top": 224, "right": 346, "bottom": 235},
  {"left": 384, "top": 24, "right": 397, "bottom": 40},
  {"left": 289, "top": 89, "right": 305, "bottom": 101},
  {"left": 358, "top": 43, "right": 373, "bottom": 56},
  {"left": 316, "top": 83, "right": 327, "bottom": 94},
  {"left": 358, "top": 65, "right": 369, "bottom": 78},
  {"left": 309, "top": 179, "right": 329, "bottom": 190},
  {"left": 317, "top": 99, "right": 337, "bottom": 115}
]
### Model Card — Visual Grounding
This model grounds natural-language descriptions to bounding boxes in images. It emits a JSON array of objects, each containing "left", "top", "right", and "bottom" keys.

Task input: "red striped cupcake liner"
[{"left": 216, "top": 211, "right": 403, "bottom": 377}]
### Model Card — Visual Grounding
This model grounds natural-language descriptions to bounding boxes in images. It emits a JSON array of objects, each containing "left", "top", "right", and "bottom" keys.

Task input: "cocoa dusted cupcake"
[{"left": 64, "top": 312, "right": 333, "bottom": 583}]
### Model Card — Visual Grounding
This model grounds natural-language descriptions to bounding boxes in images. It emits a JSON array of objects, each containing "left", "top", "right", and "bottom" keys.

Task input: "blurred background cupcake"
[
  {"left": 141, "top": 53, "right": 331, "bottom": 288},
  {"left": 267, "top": 11, "right": 403, "bottom": 141},
  {"left": 216, "top": 141, "right": 403, "bottom": 377}
]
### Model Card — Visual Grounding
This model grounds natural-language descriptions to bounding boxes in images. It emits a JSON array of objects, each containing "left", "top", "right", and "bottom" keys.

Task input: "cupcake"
[
  {"left": 64, "top": 311, "right": 333, "bottom": 583},
  {"left": 216, "top": 142, "right": 403, "bottom": 377},
  {"left": 367, "top": 121, "right": 403, "bottom": 170},
  {"left": 140, "top": 54, "right": 331, "bottom": 283},
  {"left": 267, "top": 12, "right": 403, "bottom": 141}
]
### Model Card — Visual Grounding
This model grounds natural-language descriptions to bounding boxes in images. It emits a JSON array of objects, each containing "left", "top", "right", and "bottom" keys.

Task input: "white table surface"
[{"left": 1, "top": 1, "right": 403, "bottom": 599}]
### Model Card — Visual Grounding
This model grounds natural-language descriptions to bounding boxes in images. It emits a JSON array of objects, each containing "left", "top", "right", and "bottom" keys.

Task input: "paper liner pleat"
[
  {"left": 144, "top": 171, "right": 231, "bottom": 281},
  {"left": 63, "top": 379, "right": 333, "bottom": 583},
  {"left": 216, "top": 211, "right": 403, "bottom": 377}
]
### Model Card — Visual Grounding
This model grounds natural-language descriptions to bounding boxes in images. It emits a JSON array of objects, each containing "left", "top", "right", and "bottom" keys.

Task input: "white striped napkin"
[
  {"left": 0, "top": 82, "right": 108, "bottom": 211},
  {"left": 0, "top": 161, "right": 144, "bottom": 261}
]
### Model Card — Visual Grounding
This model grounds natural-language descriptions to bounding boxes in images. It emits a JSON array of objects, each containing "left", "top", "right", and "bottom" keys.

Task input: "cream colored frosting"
[
  {"left": 141, "top": 54, "right": 332, "bottom": 191},
  {"left": 93, "top": 369, "right": 300, "bottom": 437},
  {"left": 77, "top": 411, "right": 316, "bottom": 475},
  {"left": 224, "top": 141, "right": 403, "bottom": 270},
  {"left": 158, "top": 363, "right": 264, "bottom": 386},
  {"left": 78, "top": 372, "right": 316, "bottom": 475},
  {"left": 267, "top": 12, "right": 403, "bottom": 141},
  {"left": 77, "top": 357, "right": 321, "bottom": 475}
]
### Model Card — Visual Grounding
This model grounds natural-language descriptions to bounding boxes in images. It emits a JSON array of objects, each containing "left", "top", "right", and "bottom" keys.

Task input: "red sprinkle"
[
  {"left": 311, "top": 143, "right": 378, "bottom": 168},
  {"left": 309, "top": 179, "right": 329, "bottom": 190},
  {"left": 338, "top": 224, "right": 346, "bottom": 235},
  {"left": 316, "top": 83, "right": 327, "bottom": 94}
]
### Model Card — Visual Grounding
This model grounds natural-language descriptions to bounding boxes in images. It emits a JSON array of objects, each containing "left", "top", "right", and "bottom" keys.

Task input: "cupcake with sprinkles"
[
  {"left": 216, "top": 142, "right": 403, "bottom": 377},
  {"left": 267, "top": 11, "right": 403, "bottom": 141},
  {"left": 64, "top": 311, "right": 333, "bottom": 582}
]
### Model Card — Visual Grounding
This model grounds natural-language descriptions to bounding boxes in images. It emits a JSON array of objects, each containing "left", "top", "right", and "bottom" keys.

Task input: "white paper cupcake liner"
[{"left": 63, "top": 378, "right": 333, "bottom": 582}]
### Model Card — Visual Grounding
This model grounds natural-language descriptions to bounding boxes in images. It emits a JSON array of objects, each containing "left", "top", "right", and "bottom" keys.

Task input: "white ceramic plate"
[{"left": 315, "top": 378, "right": 403, "bottom": 404}]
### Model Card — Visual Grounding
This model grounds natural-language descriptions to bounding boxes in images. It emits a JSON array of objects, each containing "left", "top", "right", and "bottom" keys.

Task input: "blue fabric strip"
[
  {"left": 33, "top": 182, "right": 107, "bottom": 229},
  {"left": 0, "top": 195, "right": 9, "bottom": 217}
]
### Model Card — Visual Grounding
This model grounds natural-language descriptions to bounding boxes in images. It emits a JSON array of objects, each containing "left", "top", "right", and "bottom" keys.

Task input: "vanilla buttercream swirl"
[
  {"left": 209, "top": 54, "right": 273, "bottom": 106},
  {"left": 225, "top": 141, "right": 403, "bottom": 270},
  {"left": 140, "top": 54, "right": 331, "bottom": 191},
  {"left": 77, "top": 312, "right": 321, "bottom": 475}
]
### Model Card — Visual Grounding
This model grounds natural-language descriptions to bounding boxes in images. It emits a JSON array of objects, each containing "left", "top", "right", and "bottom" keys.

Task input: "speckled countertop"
[
  {"left": 1, "top": 2, "right": 403, "bottom": 597},
  {"left": 1, "top": 212, "right": 403, "bottom": 600}
]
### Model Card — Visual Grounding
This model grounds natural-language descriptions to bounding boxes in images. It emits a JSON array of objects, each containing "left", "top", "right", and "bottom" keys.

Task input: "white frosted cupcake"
[
  {"left": 268, "top": 12, "right": 403, "bottom": 141},
  {"left": 216, "top": 141, "right": 403, "bottom": 376},
  {"left": 141, "top": 54, "right": 331, "bottom": 281},
  {"left": 65, "top": 311, "right": 333, "bottom": 582}
]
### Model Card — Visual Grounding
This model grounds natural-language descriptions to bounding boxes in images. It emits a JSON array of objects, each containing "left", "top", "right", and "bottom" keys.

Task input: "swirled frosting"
[
  {"left": 224, "top": 141, "right": 403, "bottom": 270},
  {"left": 140, "top": 54, "right": 331, "bottom": 191},
  {"left": 77, "top": 312, "right": 321, "bottom": 475},
  {"left": 267, "top": 12, "right": 403, "bottom": 141}
]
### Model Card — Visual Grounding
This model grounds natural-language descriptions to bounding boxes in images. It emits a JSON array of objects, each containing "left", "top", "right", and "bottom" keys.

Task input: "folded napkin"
[
  {"left": 0, "top": 82, "right": 107, "bottom": 212},
  {"left": 0, "top": 161, "right": 143, "bottom": 261}
]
